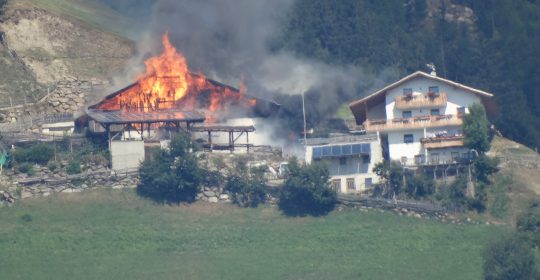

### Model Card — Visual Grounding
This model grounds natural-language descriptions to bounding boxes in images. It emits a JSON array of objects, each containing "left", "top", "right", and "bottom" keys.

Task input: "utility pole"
[{"left": 301, "top": 92, "right": 307, "bottom": 147}]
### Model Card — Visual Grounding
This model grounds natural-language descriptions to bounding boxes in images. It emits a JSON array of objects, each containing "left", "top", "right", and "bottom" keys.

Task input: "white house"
[
  {"left": 349, "top": 71, "right": 494, "bottom": 166},
  {"left": 304, "top": 133, "right": 383, "bottom": 193}
]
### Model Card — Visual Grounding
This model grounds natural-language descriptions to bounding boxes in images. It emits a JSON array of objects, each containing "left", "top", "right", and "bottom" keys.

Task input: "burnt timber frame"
[{"left": 191, "top": 125, "right": 256, "bottom": 153}]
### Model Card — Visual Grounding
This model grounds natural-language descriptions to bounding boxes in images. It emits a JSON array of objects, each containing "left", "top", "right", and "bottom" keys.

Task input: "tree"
[
  {"left": 463, "top": 103, "right": 491, "bottom": 154},
  {"left": 137, "top": 134, "right": 203, "bottom": 203},
  {"left": 483, "top": 235, "right": 539, "bottom": 280},
  {"left": 373, "top": 161, "right": 404, "bottom": 197},
  {"left": 225, "top": 164, "right": 267, "bottom": 208},
  {"left": 278, "top": 158, "right": 336, "bottom": 216}
]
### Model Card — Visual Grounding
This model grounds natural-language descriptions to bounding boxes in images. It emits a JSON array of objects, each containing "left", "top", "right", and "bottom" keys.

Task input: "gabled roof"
[{"left": 349, "top": 71, "right": 495, "bottom": 124}]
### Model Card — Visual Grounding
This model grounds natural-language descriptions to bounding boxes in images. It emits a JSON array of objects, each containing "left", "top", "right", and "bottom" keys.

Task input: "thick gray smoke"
[{"left": 110, "top": 0, "right": 395, "bottom": 139}]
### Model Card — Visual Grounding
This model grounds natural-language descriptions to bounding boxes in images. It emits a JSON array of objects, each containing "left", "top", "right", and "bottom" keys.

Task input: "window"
[
  {"left": 404, "top": 134, "right": 414, "bottom": 143},
  {"left": 457, "top": 106, "right": 466, "bottom": 116},
  {"left": 451, "top": 152, "right": 459, "bottom": 161},
  {"left": 402, "top": 111, "right": 412, "bottom": 118},
  {"left": 403, "top": 88, "right": 413, "bottom": 96},
  {"left": 346, "top": 178, "right": 355, "bottom": 191},
  {"left": 339, "top": 157, "right": 347, "bottom": 165},
  {"left": 430, "top": 153, "right": 440, "bottom": 164},
  {"left": 430, "top": 109, "right": 440, "bottom": 116},
  {"left": 428, "top": 86, "right": 439, "bottom": 94},
  {"left": 401, "top": 156, "right": 408, "bottom": 164},
  {"left": 365, "top": 178, "right": 373, "bottom": 188},
  {"left": 362, "top": 155, "right": 370, "bottom": 164},
  {"left": 331, "top": 179, "right": 341, "bottom": 192}
]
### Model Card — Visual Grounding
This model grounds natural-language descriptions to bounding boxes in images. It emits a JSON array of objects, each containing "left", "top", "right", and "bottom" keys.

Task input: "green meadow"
[{"left": 0, "top": 190, "right": 505, "bottom": 279}]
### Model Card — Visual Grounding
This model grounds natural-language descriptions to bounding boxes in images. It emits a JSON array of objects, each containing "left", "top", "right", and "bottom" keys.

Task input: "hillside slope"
[{"left": 0, "top": 0, "right": 134, "bottom": 105}]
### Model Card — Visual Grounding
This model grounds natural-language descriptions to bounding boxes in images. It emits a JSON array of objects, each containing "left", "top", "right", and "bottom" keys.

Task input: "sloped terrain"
[{"left": 0, "top": 0, "right": 134, "bottom": 106}]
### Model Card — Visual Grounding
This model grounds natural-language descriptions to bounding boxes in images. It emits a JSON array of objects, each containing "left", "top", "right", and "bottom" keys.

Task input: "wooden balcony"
[
  {"left": 421, "top": 135, "right": 465, "bottom": 149},
  {"left": 364, "top": 114, "right": 463, "bottom": 132},
  {"left": 395, "top": 92, "right": 448, "bottom": 109}
]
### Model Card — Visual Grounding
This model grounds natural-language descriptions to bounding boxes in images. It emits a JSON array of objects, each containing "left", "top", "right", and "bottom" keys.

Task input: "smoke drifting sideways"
[{"left": 108, "top": 0, "right": 396, "bottom": 143}]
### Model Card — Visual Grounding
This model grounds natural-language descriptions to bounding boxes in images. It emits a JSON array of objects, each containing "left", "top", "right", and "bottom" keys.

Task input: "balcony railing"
[
  {"left": 364, "top": 114, "right": 463, "bottom": 132},
  {"left": 421, "top": 135, "right": 465, "bottom": 149},
  {"left": 395, "top": 92, "right": 448, "bottom": 109}
]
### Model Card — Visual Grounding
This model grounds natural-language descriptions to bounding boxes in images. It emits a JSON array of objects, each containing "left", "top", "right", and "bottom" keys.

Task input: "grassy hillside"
[
  {"left": 0, "top": 189, "right": 506, "bottom": 280},
  {"left": 13, "top": 0, "right": 136, "bottom": 39}
]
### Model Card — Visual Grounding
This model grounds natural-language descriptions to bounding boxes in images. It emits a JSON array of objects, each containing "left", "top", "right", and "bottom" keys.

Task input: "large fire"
[{"left": 96, "top": 33, "right": 256, "bottom": 116}]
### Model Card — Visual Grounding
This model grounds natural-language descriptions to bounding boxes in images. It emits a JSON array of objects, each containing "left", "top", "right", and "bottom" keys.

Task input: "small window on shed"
[
  {"left": 404, "top": 134, "right": 414, "bottom": 143},
  {"left": 346, "top": 178, "right": 356, "bottom": 191},
  {"left": 428, "top": 86, "right": 439, "bottom": 94}
]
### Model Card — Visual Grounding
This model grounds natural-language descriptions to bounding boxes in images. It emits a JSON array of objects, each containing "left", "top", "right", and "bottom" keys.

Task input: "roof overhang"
[{"left": 349, "top": 71, "right": 495, "bottom": 124}]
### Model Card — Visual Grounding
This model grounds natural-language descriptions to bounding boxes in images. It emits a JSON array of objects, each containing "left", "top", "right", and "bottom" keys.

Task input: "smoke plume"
[{"left": 109, "top": 0, "right": 395, "bottom": 139}]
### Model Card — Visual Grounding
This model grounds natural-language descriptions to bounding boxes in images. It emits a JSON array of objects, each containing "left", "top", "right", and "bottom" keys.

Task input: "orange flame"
[{"left": 97, "top": 33, "right": 256, "bottom": 117}]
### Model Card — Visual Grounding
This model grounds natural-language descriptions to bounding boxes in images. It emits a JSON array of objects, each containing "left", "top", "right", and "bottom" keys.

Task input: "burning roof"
[{"left": 89, "top": 33, "right": 279, "bottom": 120}]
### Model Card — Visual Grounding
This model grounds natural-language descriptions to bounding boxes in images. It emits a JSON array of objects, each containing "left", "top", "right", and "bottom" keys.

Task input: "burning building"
[{"left": 86, "top": 33, "right": 279, "bottom": 171}]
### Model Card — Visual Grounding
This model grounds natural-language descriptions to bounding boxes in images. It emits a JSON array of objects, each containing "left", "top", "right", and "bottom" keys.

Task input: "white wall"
[
  {"left": 387, "top": 129, "right": 425, "bottom": 164},
  {"left": 384, "top": 77, "right": 482, "bottom": 120},
  {"left": 111, "top": 140, "right": 145, "bottom": 171}
]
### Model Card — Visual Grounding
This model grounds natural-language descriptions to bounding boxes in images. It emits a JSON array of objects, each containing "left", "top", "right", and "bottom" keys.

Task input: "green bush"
[
  {"left": 47, "top": 161, "right": 59, "bottom": 172},
  {"left": 483, "top": 235, "right": 539, "bottom": 280},
  {"left": 12, "top": 143, "right": 54, "bottom": 165},
  {"left": 20, "top": 214, "right": 33, "bottom": 223},
  {"left": 225, "top": 166, "right": 267, "bottom": 208},
  {"left": 66, "top": 160, "right": 82, "bottom": 175},
  {"left": 517, "top": 200, "right": 540, "bottom": 248},
  {"left": 278, "top": 158, "right": 336, "bottom": 216},
  {"left": 137, "top": 134, "right": 203, "bottom": 204},
  {"left": 17, "top": 163, "right": 35, "bottom": 176}
]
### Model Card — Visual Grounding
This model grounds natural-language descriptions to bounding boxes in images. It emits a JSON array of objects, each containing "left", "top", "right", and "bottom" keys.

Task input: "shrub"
[
  {"left": 66, "top": 160, "right": 82, "bottom": 175},
  {"left": 404, "top": 173, "right": 435, "bottom": 199},
  {"left": 373, "top": 161, "right": 404, "bottom": 197},
  {"left": 225, "top": 166, "right": 267, "bottom": 208},
  {"left": 20, "top": 214, "right": 33, "bottom": 223},
  {"left": 517, "top": 200, "right": 540, "bottom": 248},
  {"left": 278, "top": 158, "right": 336, "bottom": 216},
  {"left": 137, "top": 133, "right": 203, "bottom": 204},
  {"left": 483, "top": 235, "right": 539, "bottom": 280},
  {"left": 12, "top": 143, "right": 54, "bottom": 165},
  {"left": 17, "top": 163, "right": 35, "bottom": 176},
  {"left": 47, "top": 161, "right": 59, "bottom": 172}
]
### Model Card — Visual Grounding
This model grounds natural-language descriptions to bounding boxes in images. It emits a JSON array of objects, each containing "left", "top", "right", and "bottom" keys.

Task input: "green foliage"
[
  {"left": 20, "top": 213, "right": 33, "bottom": 223},
  {"left": 16, "top": 163, "right": 35, "bottom": 176},
  {"left": 463, "top": 104, "right": 491, "bottom": 154},
  {"left": 517, "top": 200, "right": 540, "bottom": 248},
  {"left": 473, "top": 155, "right": 499, "bottom": 184},
  {"left": 405, "top": 173, "right": 435, "bottom": 199},
  {"left": 373, "top": 161, "right": 404, "bottom": 196},
  {"left": 489, "top": 174, "right": 511, "bottom": 218},
  {"left": 137, "top": 133, "right": 203, "bottom": 204},
  {"left": 278, "top": 158, "right": 336, "bottom": 216},
  {"left": 66, "top": 160, "right": 81, "bottom": 175},
  {"left": 47, "top": 161, "right": 59, "bottom": 172},
  {"left": 225, "top": 172, "right": 266, "bottom": 208},
  {"left": 12, "top": 143, "right": 55, "bottom": 165},
  {"left": 483, "top": 235, "right": 539, "bottom": 280}
]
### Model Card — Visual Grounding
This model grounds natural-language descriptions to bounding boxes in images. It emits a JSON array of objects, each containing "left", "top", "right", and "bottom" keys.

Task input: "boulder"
[
  {"left": 21, "top": 191, "right": 33, "bottom": 199},
  {"left": 203, "top": 191, "right": 215, "bottom": 197},
  {"left": 208, "top": 197, "right": 219, "bottom": 203},
  {"left": 219, "top": 194, "right": 230, "bottom": 200}
]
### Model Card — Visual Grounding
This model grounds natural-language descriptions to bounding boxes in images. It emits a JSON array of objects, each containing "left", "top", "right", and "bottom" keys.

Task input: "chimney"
[{"left": 426, "top": 63, "right": 437, "bottom": 77}]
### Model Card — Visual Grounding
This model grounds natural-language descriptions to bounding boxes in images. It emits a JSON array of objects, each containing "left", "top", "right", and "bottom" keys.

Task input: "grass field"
[{"left": 0, "top": 190, "right": 506, "bottom": 280}]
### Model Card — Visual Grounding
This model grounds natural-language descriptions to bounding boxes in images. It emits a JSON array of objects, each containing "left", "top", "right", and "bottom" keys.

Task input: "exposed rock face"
[
  {"left": 0, "top": 3, "right": 134, "bottom": 85},
  {"left": 426, "top": 0, "right": 477, "bottom": 31}
]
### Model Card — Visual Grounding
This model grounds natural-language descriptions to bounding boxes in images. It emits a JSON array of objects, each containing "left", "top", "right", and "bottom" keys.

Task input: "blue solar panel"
[
  {"left": 361, "top": 143, "right": 370, "bottom": 154},
  {"left": 322, "top": 146, "right": 331, "bottom": 157},
  {"left": 331, "top": 146, "right": 341, "bottom": 156},
  {"left": 342, "top": 145, "right": 351, "bottom": 155},
  {"left": 351, "top": 144, "right": 362, "bottom": 154},
  {"left": 313, "top": 147, "right": 322, "bottom": 158}
]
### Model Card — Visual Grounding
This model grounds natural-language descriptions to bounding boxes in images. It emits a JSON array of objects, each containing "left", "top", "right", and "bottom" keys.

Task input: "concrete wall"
[
  {"left": 384, "top": 76, "right": 481, "bottom": 120},
  {"left": 111, "top": 140, "right": 145, "bottom": 171}
]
